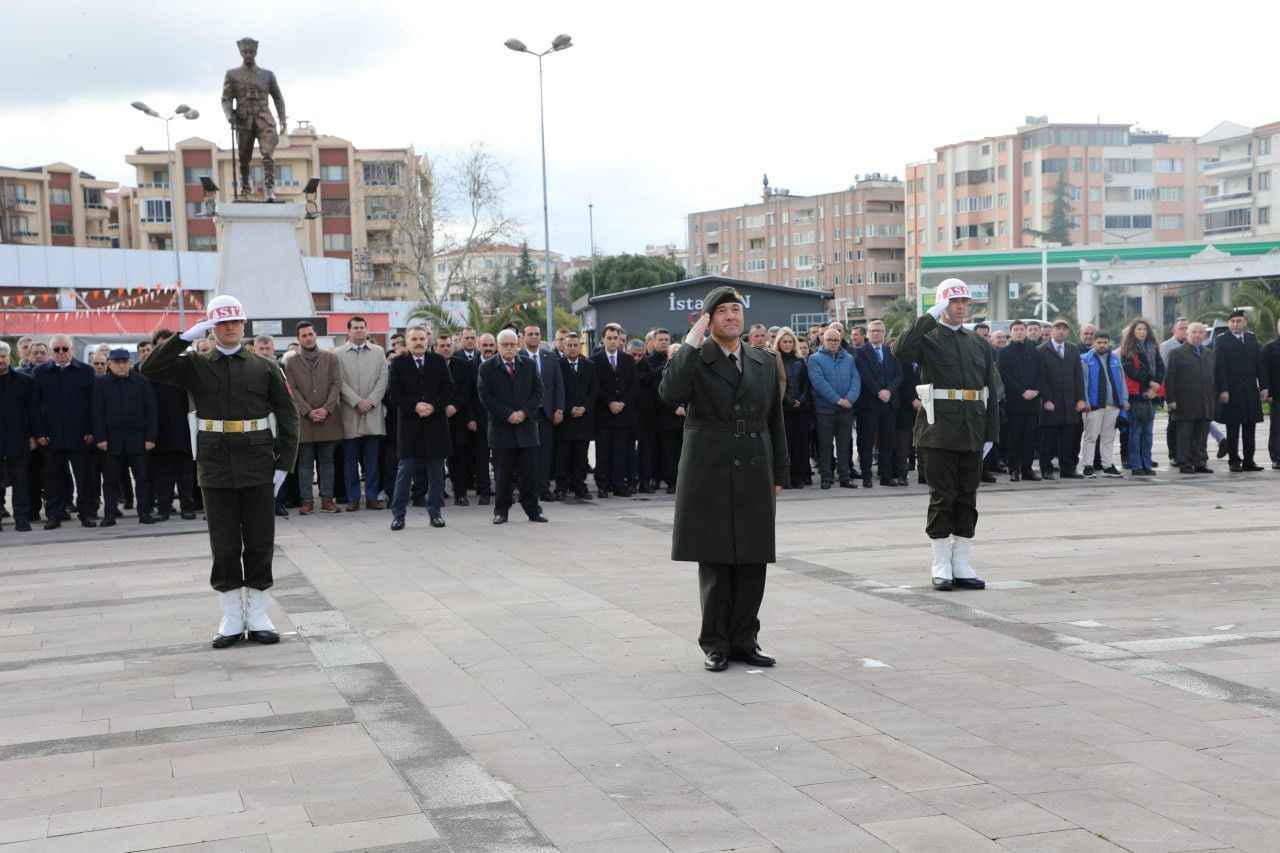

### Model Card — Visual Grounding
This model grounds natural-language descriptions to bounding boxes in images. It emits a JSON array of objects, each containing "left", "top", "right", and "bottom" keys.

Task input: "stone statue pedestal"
[{"left": 215, "top": 201, "right": 314, "bottom": 317}]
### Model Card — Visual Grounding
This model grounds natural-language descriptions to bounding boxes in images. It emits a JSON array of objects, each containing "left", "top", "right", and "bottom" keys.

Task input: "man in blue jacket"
[
  {"left": 33, "top": 334, "right": 99, "bottom": 529},
  {"left": 807, "top": 327, "right": 861, "bottom": 488},
  {"left": 1080, "top": 332, "right": 1128, "bottom": 477}
]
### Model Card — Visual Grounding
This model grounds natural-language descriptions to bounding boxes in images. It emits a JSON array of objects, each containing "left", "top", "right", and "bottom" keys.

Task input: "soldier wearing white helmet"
[
  {"left": 143, "top": 294, "right": 299, "bottom": 648},
  {"left": 893, "top": 278, "right": 999, "bottom": 591}
]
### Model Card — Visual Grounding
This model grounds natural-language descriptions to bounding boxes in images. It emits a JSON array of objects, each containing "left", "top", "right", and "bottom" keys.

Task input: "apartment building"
[
  {"left": 121, "top": 122, "right": 419, "bottom": 299},
  {"left": 686, "top": 175, "right": 906, "bottom": 319},
  {"left": 432, "top": 243, "right": 567, "bottom": 300},
  {"left": 1197, "top": 121, "right": 1280, "bottom": 239},
  {"left": 644, "top": 242, "right": 689, "bottom": 273},
  {"left": 0, "top": 163, "right": 118, "bottom": 248},
  {"left": 904, "top": 117, "right": 1209, "bottom": 301}
]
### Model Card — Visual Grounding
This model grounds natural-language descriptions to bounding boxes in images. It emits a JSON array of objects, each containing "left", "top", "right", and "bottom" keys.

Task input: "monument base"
[{"left": 215, "top": 201, "right": 315, "bottom": 318}]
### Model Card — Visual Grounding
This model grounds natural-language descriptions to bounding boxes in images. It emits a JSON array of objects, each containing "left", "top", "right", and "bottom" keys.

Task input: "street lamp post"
[
  {"left": 504, "top": 34, "right": 573, "bottom": 338},
  {"left": 588, "top": 201, "right": 597, "bottom": 297},
  {"left": 1022, "top": 227, "right": 1061, "bottom": 324},
  {"left": 132, "top": 102, "right": 201, "bottom": 329}
]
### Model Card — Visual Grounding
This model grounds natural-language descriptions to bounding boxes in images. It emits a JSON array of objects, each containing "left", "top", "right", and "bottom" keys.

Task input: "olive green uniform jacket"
[
  {"left": 143, "top": 334, "right": 300, "bottom": 489},
  {"left": 893, "top": 315, "right": 999, "bottom": 452},
  {"left": 659, "top": 340, "right": 787, "bottom": 564}
]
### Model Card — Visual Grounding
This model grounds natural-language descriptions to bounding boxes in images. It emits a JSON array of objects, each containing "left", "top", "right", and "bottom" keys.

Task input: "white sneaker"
[{"left": 930, "top": 538, "right": 954, "bottom": 589}]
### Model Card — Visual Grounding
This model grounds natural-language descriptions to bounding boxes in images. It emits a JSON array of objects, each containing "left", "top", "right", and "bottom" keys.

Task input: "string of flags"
[{"left": 0, "top": 285, "right": 195, "bottom": 324}]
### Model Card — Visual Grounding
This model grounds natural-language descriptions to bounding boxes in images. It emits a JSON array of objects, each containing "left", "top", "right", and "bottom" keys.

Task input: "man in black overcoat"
[
  {"left": 1036, "top": 319, "right": 1086, "bottom": 479},
  {"left": 0, "top": 341, "right": 37, "bottom": 531},
  {"left": 444, "top": 337, "right": 479, "bottom": 505},
  {"left": 32, "top": 333, "right": 99, "bottom": 528},
  {"left": 854, "top": 319, "right": 903, "bottom": 487},
  {"left": 1214, "top": 309, "right": 1268, "bottom": 472},
  {"left": 998, "top": 320, "right": 1044, "bottom": 481},
  {"left": 650, "top": 330, "right": 684, "bottom": 493},
  {"left": 147, "top": 329, "right": 198, "bottom": 520},
  {"left": 93, "top": 349, "right": 158, "bottom": 526},
  {"left": 1262, "top": 324, "right": 1280, "bottom": 469},
  {"left": 521, "top": 325, "right": 565, "bottom": 502},
  {"left": 591, "top": 323, "right": 637, "bottom": 497},
  {"left": 555, "top": 332, "right": 598, "bottom": 501},
  {"left": 478, "top": 329, "right": 546, "bottom": 524},
  {"left": 387, "top": 326, "right": 453, "bottom": 530}
]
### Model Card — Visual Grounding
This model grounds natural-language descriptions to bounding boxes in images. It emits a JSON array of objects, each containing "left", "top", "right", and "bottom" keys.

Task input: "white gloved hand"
[
  {"left": 273, "top": 469, "right": 287, "bottom": 495},
  {"left": 928, "top": 296, "right": 949, "bottom": 320},
  {"left": 181, "top": 318, "right": 217, "bottom": 342},
  {"left": 982, "top": 441, "right": 993, "bottom": 459}
]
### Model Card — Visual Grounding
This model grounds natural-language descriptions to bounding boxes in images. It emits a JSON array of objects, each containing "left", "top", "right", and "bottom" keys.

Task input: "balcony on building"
[
  {"left": 1202, "top": 190, "right": 1254, "bottom": 209},
  {"left": 1201, "top": 206, "right": 1253, "bottom": 237},
  {"left": 1201, "top": 156, "right": 1252, "bottom": 176}
]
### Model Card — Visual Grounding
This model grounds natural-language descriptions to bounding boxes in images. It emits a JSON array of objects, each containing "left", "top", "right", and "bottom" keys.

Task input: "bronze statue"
[{"left": 221, "top": 37, "right": 286, "bottom": 201}]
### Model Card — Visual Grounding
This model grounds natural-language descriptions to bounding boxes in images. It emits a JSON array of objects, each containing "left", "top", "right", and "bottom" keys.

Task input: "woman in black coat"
[{"left": 775, "top": 328, "right": 812, "bottom": 488}]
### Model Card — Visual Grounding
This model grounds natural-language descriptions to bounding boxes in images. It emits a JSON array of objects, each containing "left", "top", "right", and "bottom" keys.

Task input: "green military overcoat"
[
  {"left": 659, "top": 340, "right": 787, "bottom": 564},
  {"left": 893, "top": 314, "right": 999, "bottom": 452},
  {"left": 143, "top": 334, "right": 299, "bottom": 489}
]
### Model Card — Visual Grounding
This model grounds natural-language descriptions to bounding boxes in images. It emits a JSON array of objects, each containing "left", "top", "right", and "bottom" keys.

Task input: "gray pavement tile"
[
  {"left": 800, "top": 779, "right": 940, "bottom": 825},
  {"left": 733, "top": 734, "right": 873, "bottom": 787},
  {"left": 302, "top": 791, "right": 421, "bottom": 826},
  {"left": 996, "top": 828, "right": 1129, "bottom": 852},
  {"left": 48, "top": 791, "right": 245, "bottom": 836},
  {"left": 818, "top": 735, "right": 979, "bottom": 792},
  {"left": 430, "top": 700, "right": 528, "bottom": 737},
  {"left": 513, "top": 782, "right": 645, "bottom": 846},
  {"left": 861, "top": 814, "right": 1006, "bottom": 852},
  {"left": 0, "top": 805, "right": 312, "bottom": 853},
  {"left": 266, "top": 813, "right": 439, "bottom": 853},
  {"left": 1028, "top": 789, "right": 1229, "bottom": 853},
  {"left": 556, "top": 835, "right": 670, "bottom": 853},
  {"left": 469, "top": 744, "right": 587, "bottom": 792}
]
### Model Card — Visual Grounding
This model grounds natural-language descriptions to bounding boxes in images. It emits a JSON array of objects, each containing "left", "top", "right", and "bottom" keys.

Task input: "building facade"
[
  {"left": 431, "top": 243, "right": 568, "bottom": 301},
  {"left": 1197, "top": 121, "right": 1280, "bottom": 239},
  {"left": 686, "top": 175, "right": 905, "bottom": 321},
  {"left": 121, "top": 122, "right": 419, "bottom": 299},
  {"left": 0, "top": 164, "right": 118, "bottom": 249},
  {"left": 904, "top": 117, "right": 1211, "bottom": 302}
]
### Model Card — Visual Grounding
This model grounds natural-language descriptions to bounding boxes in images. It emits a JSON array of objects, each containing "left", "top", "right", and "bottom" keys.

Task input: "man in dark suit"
[
  {"left": 33, "top": 334, "right": 100, "bottom": 528},
  {"left": 998, "top": 320, "right": 1044, "bottom": 481},
  {"left": 0, "top": 341, "right": 37, "bottom": 532},
  {"left": 1214, "top": 309, "right": 1268, "bottom": 472},
  {"left": 521, "top": 325, "right": 565, "bottom": 502},
  {"left": 854, "top": 319, "right": 903, "bottom": 487},
  {"left": 1263, "top": 324, "right": 1280, "bottom": 469},
  {"left": 387, "top": 326, "right": 453, "bottom": 530},
  {"left": 556, "top": 331, "right": 598, "bottom": 501},
  {"left": 591, "top": 322, "right": 636, "bottom": 497},
  {"left": 147, "top": 329, "right": 198, "bottom": 520},
  {"left": 1036, "top": 319, "right": 1086, "bottom": 479},
  {"left": 649, "top": 330, "right": 683, "bottom": 493},
  {"left": 478, "top": 329, "right": 546, "bottom": 524},
  {"left": 93, "top": 349, "right": 158, "bottom": 526},
  {"left": 444, "top": 336, "right": 479, "bottom": 505},
  {"left": 471, "top": 333, "right": 498, "bottom": 505}
]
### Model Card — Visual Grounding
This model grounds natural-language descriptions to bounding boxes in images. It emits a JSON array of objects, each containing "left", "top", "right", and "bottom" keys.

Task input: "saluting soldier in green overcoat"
[
  {"left": 659, "top": 286, "right": 787, "bottom": 672},
  {"left": 894, "top": 279, "right": 999, "bottom": 591},
  {"left": 143, "top": 295, "right": 299, "bottom": 648}
]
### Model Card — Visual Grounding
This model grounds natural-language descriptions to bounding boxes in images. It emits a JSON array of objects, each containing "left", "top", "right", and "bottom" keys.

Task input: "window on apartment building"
[
  {"left": 998, "top": 141, "right": 1007, "bottom": 152},
  {"left": 744, "top": 259, "right": 766, "bottom": 272},
  {"left": 981, "top": 143, "right": 990, "bottom": 155},
  {"left": 1023, "top": 189, "right": 1032, "bottom": 205},
  {"left": 1022, "top": 218, "right": 1032, "bottom": 231},
  {"left": 365, "top": 196, "right": 398, "bottom": 220},
  {"left": 1132, "top": 214, "right": 1153, "bottom": 229},
  {"left": 832, "top": 251, "right": 840, "bottom": 262},
  {"left": 1154, "top": 159, "right": 1184, "bottom": 174},
  {"left": 1089, "top": 216, "right": 1102, "bottom": 231},
  {"left": 1132, "top": 159, "right": 1153, "bottom": 173},
  {"left": 319, "top": 165, "right": 348, "bottom": 181},
  {"left": 1202, "top": 208, "right": 1253, "bottom": 231},
  {"left": 706, "top": 242, "right": 719, "bottom": 255},
  {"left": 938, "top": 201, "right": 946, "bottom": 216},
  {"left": 1133, "top": 187, "right": 1155, "bottom": 201},
  {"left": 250, "top": 165, "right": 294, "bottom": 185},
  {"left": 1259, "top": 171, "right": 1272, "bottom": 191},
  {"left": 744, "top": 214, "right": 765, "bottom": 228},
  {"left": 1088, "top": 187, "right": 1101, "bottom": 202},
  {"left": 792, "top": 208, "right": 815, "bottom": 223},
  {"left": 781, "top": 212, "right": 789, "bottom": 224},
  {"left": 1199, "top": 185, "right": 1214, "bottom": 200},
  {"left": 371, "top": 263, "right": 394, "bottom": 283},
  {"left": 769, "top": 235, "right": 777, "bottom": 248},
  {"left": 1069, "top": 186, "right": 1082, "bottom": 201},
  {"left": 83, "top": 188, "right": 104, "bottom": 207},
  {"left": 323, "top": 233, "right": 353, "bottom": 251},
  {"left": 1105, "top": 215, "right": 1134, "bottom": 229},
  {"left": 1023, "top": 161, "right": 1032, "bottom": 177},
  {"left": 833, "top": 275, "right": 841, "bottom": 285},
  {"left": 189, "top": 235, "right": 217, "bottom": 252},
  {"left": 997, "top": 221, "right": 1007, "bottom": 235},
  {"left": 50, "top": 189, "right": 72, "bottom": 205},
  {"left": 1072, "top": 157, "right": 1083, "bottom": 172},
  {"left": 748, "top": 237, "right": 765, "bottom": 250},
  {"left": 1156, "top": 186, "right": 1184, "bottom": 202},
  {"left": 321, "top": 198, "right": 350, "bottom": 216},
  {"left": 1089, "top": 157, "right": 1102, "bottom": 173},
  {"left": 770, "top": 259, "right": 777, "bottom": 270},
  {"left": 766, "top": 212, "right": 775, "bottom": 225},
  {"left": 1069, "top": 215, "right": 1081, "bottom": 230},
  {"left": 705, "top": 221, "right": 720, "bottom": 233},
  {"left": 955, "top": 195, "right": 994, "bottom": 213},
  {"left": 1259, "top": 207, "right": 1271, "bottom": 226},
  {"left": 149, "top": 168, "right": 169, "bottom": 185},
  {"left": 1105, "top": 187, "right": 1130, "bottom": 202},
  {"left": 937, "top": 174, "right": 945, "bottom": 189},
  {"left": 782, "top": 257, "right": 789, "bottom": 269},
  {"left": 997, "top": 164, "right": 1008, "bottom": 180},
  {"left": 1041, "top": 158, "right": 1067, "bottom": 174},
  {"left": 997, "top": 193, "right": 1007, "bottom": 208},
  {"left": 143, "top": 198, "right": 172, "bottom": 222},
  {"left": 937, "top": 227, "right": 944, "bottom": 243},
  {"left": 1260, "top": 137, "right": 1274, "bottom": 156},
  {"left": 1157, "top": 215, "right": 1184, "bottom": 230},
  {"left": 795, "top": 255, "right": 814, "bottom": 269},
  {"left": 51, "top": 220, "right": 72, "bottom": 235},
  {"left": 183, "top": 166, "right": 212, "bottom": 183},
  {"left": 907, "top": 231, "right": 915, "bottom": 245},
  {"left": 362, "top": 161, "right": 402, "bottom": 186}
]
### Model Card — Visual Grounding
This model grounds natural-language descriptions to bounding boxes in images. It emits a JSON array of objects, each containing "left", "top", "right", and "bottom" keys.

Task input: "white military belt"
[
  {"left": 196, "top": 418, "right": 271, "bottom": 434},
  {"left": 933, "top": 388, "right": 989, "bottom": 403}
]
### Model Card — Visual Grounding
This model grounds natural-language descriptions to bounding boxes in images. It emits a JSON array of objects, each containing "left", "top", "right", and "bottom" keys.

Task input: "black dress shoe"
[
  {"left": 275, "top": 505, "right": 289, "bottom": 518},
  {"left": 839, "top": 480, "right": 857, "bottom": 489},
  {"left": 1180, "top": 465, "right": 1196, "bottom": 474},
  {"left": 80, "top": 519, "right": 98, "bottom": 528},
  {"left": 1009, "top": 470, "right": 1021, "bottom": 482},
  {"left": 1195, "top": 466, "right": 1214, "bottom": 474},
  {"left": 99, "top": 517, "right": 117, "bottom": 528},
  {"left": 43, "top": 519, "right": 61, "bottom": 530},
  {"left": 179, "top": 510, "right": 197, "bottom": 520},
  {"left": 15, "top": 520, "right": 30, "bottom": 532},
  {"left": 1060, "top": 471, "right": 1084, "bottom": 479},
  {"left": 493, "top": 513, "right": 508, "bottom": 524},
  {"left": 1217, "top": 439, "right": 1229, "bottom": 459},
  {"left": 879, "top": 479, "right": 895, "bottom": 488},
  {"left": 704, "top": 652, "right": 729, "bottom": 672},
  {"left": 246, "top": 629, "right": 279, "bottom": 644},
  {"left": 1229, "top": 462, "right": 1243, "bottom": 473},
  {"left": 455, "top": 496, "right": 470, "bottom": 507},
  {"left": 390, "top": 518, "right": 405, "bottom": 531},
  {"left": 820, "top": 481, "right": 832, "bottom": 490},
  {"left": 139, "top": 514, "right": 155, "bottom": 525},
  {"left": 211, "top": 632, "right": 243, "bottom": 649},
  {"left": 430, "top": 515, "right": 446, "bottom": 528},
  {"left": 478, "top": 494, "right": 491, "bottom": 506},
  {"left": 952, "top": 577, "right": 986, "bottom": 590},
  {"left": 1242, "top": 462, "right": 1264, "bottom": 472},
  {"left": 932, "top": 578, "right": 954, "bottom": 591},
  {"left": 731, "top": 647, "right": 776, "bottom": 667},
  {"left": 527, "top": 513, "right": 549, "bottom": 523},
  {"left": 980, "top": 471, "right": 997, "bottom": 483}
]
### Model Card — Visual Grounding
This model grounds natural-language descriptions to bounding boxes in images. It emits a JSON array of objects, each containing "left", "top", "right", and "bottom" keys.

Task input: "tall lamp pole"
[
  {"left": 1022, "top": 227, "right": 1061, "bottom": 325},
  {"left": 505, "top": 34, "right": 573, "bottom": 338},
  {"left": 588, "top": 200, "right": 597, "bottom": 297},
  {"left": 132, "top": 102, "right": 201, "bottom": 328}
]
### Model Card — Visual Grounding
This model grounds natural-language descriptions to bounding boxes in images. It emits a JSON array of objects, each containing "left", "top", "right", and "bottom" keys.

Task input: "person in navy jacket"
[
  {"left": 93, "top": 349, "right": 158, "bottom": 525},
  {"left": 854, "top": 319, "right": 904, "bottom": 487},
  {"left": 32, "top": 334, "right": 99, "bottom": 528},
  {"left": 0, "top": 341, "right": 38, "bottom": 531}
]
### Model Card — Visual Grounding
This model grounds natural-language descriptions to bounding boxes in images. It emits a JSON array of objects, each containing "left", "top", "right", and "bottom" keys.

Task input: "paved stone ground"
[{"left": 2, "top": 424, "right": 1279, "bottom": 852}]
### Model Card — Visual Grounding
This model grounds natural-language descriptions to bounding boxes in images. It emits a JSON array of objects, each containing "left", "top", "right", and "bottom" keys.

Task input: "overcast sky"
[{"left": 3, "top": 0, "right": 1275, "bottom": 259}]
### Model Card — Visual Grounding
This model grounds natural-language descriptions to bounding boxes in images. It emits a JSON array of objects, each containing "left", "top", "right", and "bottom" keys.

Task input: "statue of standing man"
[{"left": 221, "top": 37, "right": 286, "bottom": 201}]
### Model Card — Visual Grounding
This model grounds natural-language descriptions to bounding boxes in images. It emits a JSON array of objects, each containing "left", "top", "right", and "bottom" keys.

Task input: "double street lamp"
[
  {"left": 504, "top": 34, "right": 573, "bottom": 338},
  {"left": 131, "top": 101, "right": 201, "bottom": 328}
]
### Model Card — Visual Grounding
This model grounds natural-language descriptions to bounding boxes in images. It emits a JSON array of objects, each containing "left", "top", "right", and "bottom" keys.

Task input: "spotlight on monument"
[
  {"left": 504, "top": 38, "right": 527, "bottom": 53},
  {"left": 198, "top": 177, "right": 220, "bottom": 218},
  {"left": 302, "top": 178, "right": 321, "bottom": 220},
  {"left": 552, "top": 34, "right": 573, "bottom": 51}
]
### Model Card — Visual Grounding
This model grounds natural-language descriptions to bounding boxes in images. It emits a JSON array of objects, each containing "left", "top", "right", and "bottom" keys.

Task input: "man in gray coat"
[
  {"left": 660, "top": 286, "right": 787, "bottom": 672},
  {"left": 521, "top": 325, "right": 564, "bottom": 502},
  {"left": 1165, "top": 322, "right": 1217, "bottom": 474},
  {"left": 336, "top": 317, "right": 388, "bottom": 510}
]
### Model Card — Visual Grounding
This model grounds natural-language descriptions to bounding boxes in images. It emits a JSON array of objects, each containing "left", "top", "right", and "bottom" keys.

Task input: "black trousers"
[
  {"left": 857, "top": 403, "right": 896, "bottom": 483},
  {"left": 1270, "top": 410, "right": 1280, "bottom": 464},
  {"left": 698, "top": 561, "right": 766, "bottom": 656},
  {"left": 894, "top": 423, "right": 914, "bottom": 480},
  {"left": 202, "top": 483, "right": 275, "bottom": 592},
  {"left": 784, "top": 410, "right": 812, "bottom": 486},
  {"left": 920, "top": 447, "right": 981, "bottom": 539},
  {"left": 595, "top": 427, "right": 631, "bottom": 493},
  {"left": 151, "top": 451, "right": 196, "bottom": 513},
  {"left": 655, "top": 428, "right": 682, "bottom": 488},
  {"left": 448, "top": 421, "right": 474, "bottom": 496},
  {"left": 45, "top": 448, "right": 97, "bottom": 521},
  {"left": 492, "top": 446, "right": 540, "bottom": 518},
  {"left": 637, "top": 425, "right": 658, "bottom": 486},
  {"left": 102, "top": 453, "right": 150, "bottom": 517},
  {"left": 815, "top": 408, "right": 854, "bottom": 483},
  {"left": 472, "top": 427, "right": 492, "bottom": 497},
  {"left": 379, "top": 425, "right": 400, "bottom": 501},
  {"left": 1167, "top": 416, "right": 1178, "bottom": 464},
  {"left": 1176, "top": 419, "right": 1210, "bottom": 468},
  {"left": 1225, "top": 421, "right": 1257, "bottom": 465},
  {"left": 1007, "top": 413, "right": 1039, "bottom": 473},
  {"left": 556, "top": 438, "right": 590, "bottom": 493},
  {"left": 0, "top": 456, "right": 31, "bottom": 522},
  {"left": 98, "top": 448, "right": 135, "bottom": 508},
  {"left": 27, "top": 447, "right": 45, "bottom": 519},
  {"left": 1039, "top": 424, "right": 1078, "bottom": 473},
  {"left": 533, "top": 415, "right": 555, "bottom": 494}
]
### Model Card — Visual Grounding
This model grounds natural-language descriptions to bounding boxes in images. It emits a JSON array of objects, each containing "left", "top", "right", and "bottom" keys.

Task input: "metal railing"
[
  {"left": 1202, "top": 191, "right": 1253, "bottom": 204},
  {"left": 1201, "top": 157, "right": 1251, "bottom": 173},
  {"left": 139, "top": 181, "right": 171, "bottom": 190}
]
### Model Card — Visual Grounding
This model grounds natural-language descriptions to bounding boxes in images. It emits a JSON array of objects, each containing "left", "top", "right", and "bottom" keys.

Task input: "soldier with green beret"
[
  {"left": 659, "top": 285, "right": 787, "bottom": 672},
  {"left": 143, "top": 295, "right": 299, "bottom": 648},
  {"left": 893, "top": 278, "right": 998, "bottom": 591}
]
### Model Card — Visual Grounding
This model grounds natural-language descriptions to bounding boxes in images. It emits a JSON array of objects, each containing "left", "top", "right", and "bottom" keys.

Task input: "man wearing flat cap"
[
  {"left": 894, "top": 279, "right": 999, "bottom": 591},
  {"left": 93, "top": 349, "right": 158, "bottom": 526},
  {"left": 660, "top": 285, "right": 787, "bottom": 672}
]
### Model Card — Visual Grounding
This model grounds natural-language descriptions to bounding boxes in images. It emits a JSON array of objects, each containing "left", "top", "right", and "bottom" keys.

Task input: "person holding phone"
[{"left": 659, "top": 286, "right": 787, "bottom": 672}]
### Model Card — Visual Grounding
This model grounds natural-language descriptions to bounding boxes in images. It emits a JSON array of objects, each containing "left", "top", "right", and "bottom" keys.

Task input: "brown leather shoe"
[
  {"left": 346, "top": 501, "right": 361, "bottom": 512},
  {"left": 366, "top": 499, "right": 385, "bottom": 510},
  {"left": 299, "top": 500, "right": 315, "bottom": 515},
  {"left": 320, "top": 499, "right": 339, "bottom": 513}
]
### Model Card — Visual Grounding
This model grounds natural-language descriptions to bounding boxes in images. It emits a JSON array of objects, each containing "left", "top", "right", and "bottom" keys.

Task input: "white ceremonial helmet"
[
  {"left": 936, "top": 278, "right": 972, "bottom": 304},
  {"left": 206, "top": 294, "right": 248, "bottom": 324}
]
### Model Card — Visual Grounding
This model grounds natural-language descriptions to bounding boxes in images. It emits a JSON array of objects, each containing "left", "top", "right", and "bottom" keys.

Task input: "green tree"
[
  {"left": 569, "top": 253, "right": 686, "bottom": 300},
  {"left": 513, "top": 242, "right": 538, "bottom": 292},
  {"left": 880, "top": 297, "right": 918, "bottom": 340},
  {"left": 1046, "top": 171, "right": 1073, "bottom": 246}
]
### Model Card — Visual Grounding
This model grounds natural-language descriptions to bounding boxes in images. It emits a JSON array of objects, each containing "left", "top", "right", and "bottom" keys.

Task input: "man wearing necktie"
[
  {"left": 1036, "top": 318, "right": 1087, "bottom": 479},
  {"left": 522, "top": 325, "right": 565, "bottom": 502},
  {"left": 386, "top": 326, "right": 452, "bottom": 530},
  {"left": 477, "top": 329, "right": 546, "bottom": 523},
  {"left": 854, "top": 319, "right": 903, "bottom": 487},
  {"left": 591, "top": 323, "right": 637, "bottom": 497},
  {"left": 1213, "top": 310, "right": 1268, "bottom": 472},
  {"left": 1165, "top": 322, "right": 1218, "bottom": 473},
  {"left": 555, "top": 332, "right": 598, "bottom": 500}
]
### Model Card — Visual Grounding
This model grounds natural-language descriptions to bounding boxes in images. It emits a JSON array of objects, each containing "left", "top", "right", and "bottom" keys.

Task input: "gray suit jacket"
[{"left": 522, "top": 348, "right": 564, "bottom": 419}]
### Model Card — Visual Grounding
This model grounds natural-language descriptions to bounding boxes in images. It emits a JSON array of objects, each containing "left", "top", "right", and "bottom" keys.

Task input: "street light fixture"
[
  {"left": 1022, "top": 227, "right": 1061, "bottom": 324},
  {"left": 504, "top": 34, "right": 574, "bottom": 338},
  {"left": 132, "top": 101, "right": 201, "bottom": 327}
]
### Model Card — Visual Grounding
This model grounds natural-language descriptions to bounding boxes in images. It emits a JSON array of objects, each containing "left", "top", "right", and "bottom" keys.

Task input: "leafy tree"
[
  {"left": 880, "top": 297, "right": 917, "bottom": 341},
  {"left": 569, "top": 253, "right": 686, "bottom": 300},
  {"left": 513, "top": 242, "right": 538, "bottom": 292},
  {"left": 1046, "top": 171, "right": 1073, "bottom": 246}
]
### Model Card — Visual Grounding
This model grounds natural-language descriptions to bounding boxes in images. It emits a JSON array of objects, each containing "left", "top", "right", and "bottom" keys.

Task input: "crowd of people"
[{"left": 1, "top": 308, "right": 1277, "bottom": 534}]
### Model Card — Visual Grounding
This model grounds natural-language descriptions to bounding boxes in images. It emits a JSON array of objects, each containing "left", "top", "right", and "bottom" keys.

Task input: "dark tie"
[
  {"left": 610, "top": 353, "right": 617, "bottom": 371},
  {"left": 414, "top": 357, "right": 423, "bottom": 369},
  {"left": 506, "top": 361, "right": 515, "bottom": 379},
  {"left": 573, "top": 361, "right": 579, "bottom": 373},
  {"left": 876, "top": 346, "right": 883, "bottom": 363},
  {"left": 728, "top": 353, "right": 738, "bottom": 374}
]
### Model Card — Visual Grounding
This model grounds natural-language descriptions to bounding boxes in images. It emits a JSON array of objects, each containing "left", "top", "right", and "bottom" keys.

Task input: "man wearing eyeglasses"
[{"left": 32, "top": 334, "right": 100, "bottom": 529}]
